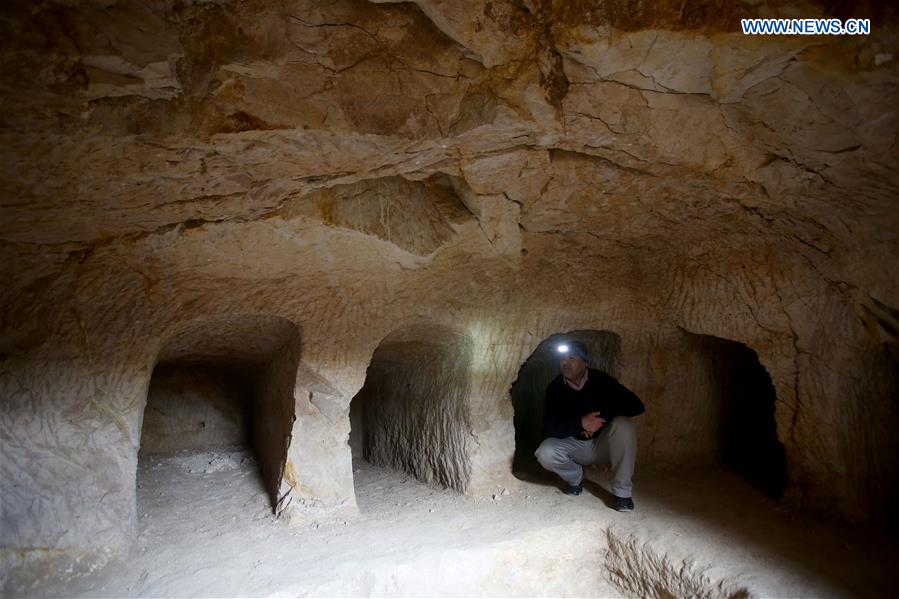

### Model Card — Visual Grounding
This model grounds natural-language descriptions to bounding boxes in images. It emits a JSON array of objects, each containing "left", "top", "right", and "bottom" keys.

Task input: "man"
[{"left": 534, "top": 340, "right": 645, "bottom": 512}]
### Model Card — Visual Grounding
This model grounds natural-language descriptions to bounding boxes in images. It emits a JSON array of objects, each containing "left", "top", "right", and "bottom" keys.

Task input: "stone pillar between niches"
[
  {"left": 276, "top": 362, "right": 357, "bottom": 524},
  {"left": 464, "top": 334, "right": 521, "bottom": 496}
]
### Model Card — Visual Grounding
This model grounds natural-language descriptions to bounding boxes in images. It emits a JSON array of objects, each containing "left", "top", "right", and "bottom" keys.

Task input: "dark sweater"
[{"left": 543, "top": 368, "right": 645, "bottom": 439}]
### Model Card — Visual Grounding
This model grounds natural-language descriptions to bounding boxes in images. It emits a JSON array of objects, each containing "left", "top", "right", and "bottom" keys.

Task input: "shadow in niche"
[
  {"left": 138, "top": 315, "right": 301, "bottom": 513},
  {"left": 349, "top": 324, "right": 474, "bottom": 498},
  {"left": 141, "top": 363, "right": 255, "bottom": 455},
  {"left": 509, "top": 329, "right": 894, "bottom": 595},
  {"left": 683, "top": 331, "right": 787, "bottom": 499},
  {"left": 510, "top": 328, "right": 786, "bottom": 499},
  {"left": 510, "top": 330, "right": 622, "bottom": 480}
]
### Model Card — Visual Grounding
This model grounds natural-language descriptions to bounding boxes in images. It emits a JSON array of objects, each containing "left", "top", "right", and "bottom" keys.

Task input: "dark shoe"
[
  {"left": 564, "top": 483, "right": 583, "bottom": 496},
  {"left": 614, "top": 496, "right": 634, "bottom": 512}
]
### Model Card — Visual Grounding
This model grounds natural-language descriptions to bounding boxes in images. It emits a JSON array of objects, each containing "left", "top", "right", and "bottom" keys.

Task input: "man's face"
[{"left": 560, "top": 354, "right": 587, "bottom": 382}]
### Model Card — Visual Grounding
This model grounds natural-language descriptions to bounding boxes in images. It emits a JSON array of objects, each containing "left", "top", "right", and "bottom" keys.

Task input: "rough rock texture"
[
  {"left": 147, "top": 314, "right": 302, "bottom": 515},
  {"left": 352, "top": 325, "right": 473, "bottom": 491},
  {"left": 18, "top": 457, "right": 898, "bottom": 597},
  {"left": 1, "top": 0, "right": 898, "bottom": 586},
  {"left": 605, "top": 529, "right": 751, "bottom": 599},
  {"left": 140, "top": 364, "right": 250, "bottom": 454}
]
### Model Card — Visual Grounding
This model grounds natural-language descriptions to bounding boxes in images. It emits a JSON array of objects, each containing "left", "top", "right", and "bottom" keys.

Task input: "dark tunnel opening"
[
  {"left": 510, "top": 330, "right": 622, "bottom": 475},
  {"left": 685, "top": 332, "right": 787, "bottom": 499}
]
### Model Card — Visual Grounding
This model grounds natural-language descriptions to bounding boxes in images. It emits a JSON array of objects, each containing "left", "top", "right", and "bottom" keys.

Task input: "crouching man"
[{"left": 535, "top": 340, "right": 645, "bottom": 511}]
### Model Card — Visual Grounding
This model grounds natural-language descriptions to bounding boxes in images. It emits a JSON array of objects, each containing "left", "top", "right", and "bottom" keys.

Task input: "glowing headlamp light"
[{"left": 557, "top": 344, "right": 569, "bottom": 354}]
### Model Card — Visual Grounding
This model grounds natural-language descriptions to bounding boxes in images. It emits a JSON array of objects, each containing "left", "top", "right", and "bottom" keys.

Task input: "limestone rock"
[{"left": 1, "top": 0, "right": 897, "bottom": 587}]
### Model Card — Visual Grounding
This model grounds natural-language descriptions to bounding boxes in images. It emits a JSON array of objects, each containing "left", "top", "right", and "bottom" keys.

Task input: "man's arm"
[{"left": 596, "top": 373, "right": 645, "bottom": 418}]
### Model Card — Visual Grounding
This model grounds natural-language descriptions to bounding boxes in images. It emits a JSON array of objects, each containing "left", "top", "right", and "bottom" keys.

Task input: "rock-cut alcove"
[
  {"left": 141, "top": 364, "right": 252, "bottom": 454},
  {"left": 140, "top": 315, "right": 301, "bottom": 510},
  {"left": 511, "top": 330, "right": 622, "bottom": 474},
  {"left": 682, "top": 330, "right": 787, "bottom": 498},
  {"left": 349, "top": 324, "right": 473, "bottom": 493}
]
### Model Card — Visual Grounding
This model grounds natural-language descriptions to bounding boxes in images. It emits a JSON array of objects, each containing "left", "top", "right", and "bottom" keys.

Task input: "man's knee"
[
  {"left": 535, "top": 439, "right": 563, "bottom": 467},
  {"left": 606, "top": 416, "right": 636, "bottom": 441}
]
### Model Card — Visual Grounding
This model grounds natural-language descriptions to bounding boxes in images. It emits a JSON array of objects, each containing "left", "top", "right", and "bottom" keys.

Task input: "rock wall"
[
  {"left": 146, "top": 315, "right": 303, "bottom": 515},
  {"left": 140, "top": 364, "right": 251, "bottom": 454},
  {"left": 353, "top": 325, "right": 473, "bottom": 492},
  {"left": 250, "top": 324, "right": 302, "bottom": 513},
  {"left": 1, "top": 0, "right": 897, "bottom": 585}
]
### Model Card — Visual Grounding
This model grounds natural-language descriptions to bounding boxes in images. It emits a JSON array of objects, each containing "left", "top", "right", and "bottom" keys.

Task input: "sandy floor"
[{"left": 26, "top": 448, "right": 896, "bottom": 598}]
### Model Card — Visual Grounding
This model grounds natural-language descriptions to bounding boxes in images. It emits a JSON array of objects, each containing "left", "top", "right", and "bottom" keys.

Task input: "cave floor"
[{"left": 29, "top": 449, "right": 895, "bottom": 598}]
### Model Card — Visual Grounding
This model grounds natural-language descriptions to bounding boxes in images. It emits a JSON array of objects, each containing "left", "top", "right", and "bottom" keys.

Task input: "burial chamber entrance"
[
  {"left": 683, "top": 331, "right": 787, "bottom": 498},
  {"left": 138, "top": 315, "right": 301, "bottom": 513},
  {"left": 510, "top": 330, "right": 622, "bottom": 475},
  {"left": 511, "top": 329, "right": 785, "bottom": 497},
  {"left": 349, "top": 325, "right": 474, "bottom": 497}
]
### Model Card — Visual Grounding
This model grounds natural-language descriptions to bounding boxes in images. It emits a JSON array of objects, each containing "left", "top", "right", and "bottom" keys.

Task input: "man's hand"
[{"left": 581, "top": 411, "right": 606, "bottom": 438}]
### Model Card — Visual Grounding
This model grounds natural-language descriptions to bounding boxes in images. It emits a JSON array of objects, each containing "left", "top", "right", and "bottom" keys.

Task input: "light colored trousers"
[{"left": 534, "top": 416, "right": 637, "bottom": 498}]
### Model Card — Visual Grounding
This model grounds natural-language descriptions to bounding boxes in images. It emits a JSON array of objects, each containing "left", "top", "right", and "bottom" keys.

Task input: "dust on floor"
[{"left": 23, "top": 448, "right": 896, "bottom": 597}]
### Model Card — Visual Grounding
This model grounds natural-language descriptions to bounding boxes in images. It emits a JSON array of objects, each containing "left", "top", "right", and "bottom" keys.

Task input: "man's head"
[{"left": 557, "top": 340, "right": 589, "bottom": 382}]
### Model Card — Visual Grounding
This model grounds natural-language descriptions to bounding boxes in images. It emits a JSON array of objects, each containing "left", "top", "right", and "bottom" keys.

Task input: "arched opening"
[
  {"left": 510, "top": 330, "right": 622, "bottom": 475},
  {"left": 349, "top": 324, "right": 473, "bottom": 498},
  {"left": 138, "top": 315, "right": 301, "bottom": 517},
  {"left": 141, "top": 363, "right": 253, "bottom": 454},
  {"left": 683, "top": 331, "right": 787, "bottom": 498}
]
